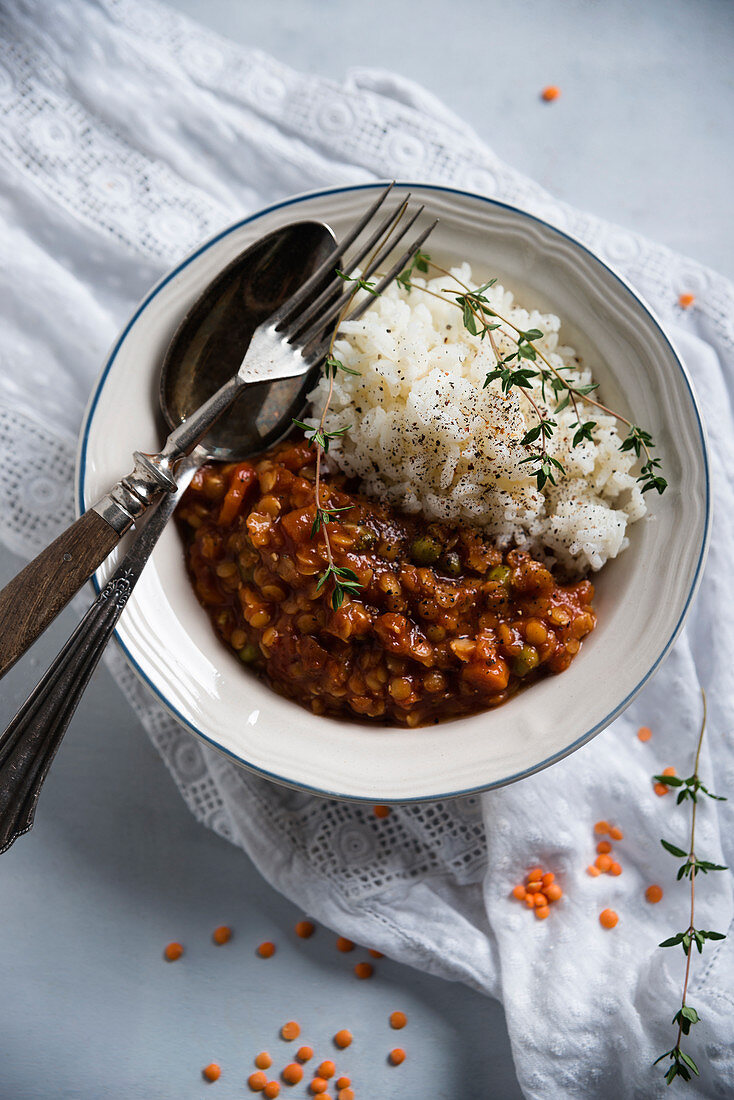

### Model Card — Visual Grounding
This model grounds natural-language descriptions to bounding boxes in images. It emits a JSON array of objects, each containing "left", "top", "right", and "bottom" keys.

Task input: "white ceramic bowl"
[{"left": 77, "top": 183, "right": 710, "bottom": 802}]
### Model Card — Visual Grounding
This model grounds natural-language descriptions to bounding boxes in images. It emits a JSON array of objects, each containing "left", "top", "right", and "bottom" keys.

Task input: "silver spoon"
[
  {"left": 0, "top": 219, "right": 337, "bottom": 854},
  {"left": 0, "top": 219, "right": 337, "bottom": 677}
]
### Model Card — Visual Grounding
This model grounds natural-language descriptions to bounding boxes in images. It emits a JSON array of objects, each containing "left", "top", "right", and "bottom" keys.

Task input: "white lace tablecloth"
[{"left": 1, "top": 1, "right": 733, "bottom": 1096}]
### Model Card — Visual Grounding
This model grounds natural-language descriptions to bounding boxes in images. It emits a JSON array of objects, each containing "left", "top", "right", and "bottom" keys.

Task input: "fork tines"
[{"left": 273, "top": 183, "right": 437, "bottom": 360}]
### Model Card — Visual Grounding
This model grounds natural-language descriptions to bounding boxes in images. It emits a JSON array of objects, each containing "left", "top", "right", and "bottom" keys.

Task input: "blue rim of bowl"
[{"left": 77, "top": 181, "right": 711, "bottom": 803}]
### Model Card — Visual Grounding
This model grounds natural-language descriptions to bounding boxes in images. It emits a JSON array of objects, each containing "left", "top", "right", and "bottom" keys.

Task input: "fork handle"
[
  {"left": 0, "top": 509, "right": 122, "bottom": 678},
  {"left": 0, "top": 572, "right": 129, "bottom": 854},
  {"left": 0, "top": 465, "right": 194, "bottom": 855}
]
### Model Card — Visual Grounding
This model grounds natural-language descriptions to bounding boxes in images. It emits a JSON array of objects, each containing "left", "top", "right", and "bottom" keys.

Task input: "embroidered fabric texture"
[{"left": 1, "top": 2, "right": 733, "bottom": 1097}]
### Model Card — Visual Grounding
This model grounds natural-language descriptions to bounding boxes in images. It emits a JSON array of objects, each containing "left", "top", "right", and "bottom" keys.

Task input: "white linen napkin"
[{"left": 1, "top": 1, "right": 732, "bottom": 1095}]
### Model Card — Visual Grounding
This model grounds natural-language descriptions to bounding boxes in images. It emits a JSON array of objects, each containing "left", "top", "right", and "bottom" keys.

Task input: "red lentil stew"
[{"left": 176, "top": 438, "right": 596, "bottom": 727}]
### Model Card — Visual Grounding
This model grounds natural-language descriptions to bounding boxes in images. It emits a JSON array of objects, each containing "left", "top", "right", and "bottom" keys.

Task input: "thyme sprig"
[
  {"left": 401, "top": 256, "right": 667, "bottom": 495},
  {"left": 653, "top": 692, "right": 728, "bottom": 1085},
  {"left": 297, "top": 242, "right": 667, "bottom": 607}
]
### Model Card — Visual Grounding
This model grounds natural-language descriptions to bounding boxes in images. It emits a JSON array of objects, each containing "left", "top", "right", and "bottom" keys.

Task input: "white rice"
[{"left": 307, "top": 263, "right": 647, "bottom": 574}]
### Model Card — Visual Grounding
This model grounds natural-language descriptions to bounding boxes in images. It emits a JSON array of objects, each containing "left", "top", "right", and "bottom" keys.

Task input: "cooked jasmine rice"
[{"left": 307, "top": 263, "right": 647, "bottom": 574}]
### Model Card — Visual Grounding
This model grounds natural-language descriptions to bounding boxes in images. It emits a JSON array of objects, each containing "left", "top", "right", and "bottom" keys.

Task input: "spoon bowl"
[{"left": 160, "top": 221, "right": 337, "bottom": 458}]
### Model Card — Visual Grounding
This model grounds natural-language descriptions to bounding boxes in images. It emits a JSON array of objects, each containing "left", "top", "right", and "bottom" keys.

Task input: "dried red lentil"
[
  {"left": 164, "top": 942, "right": 183, "bottom": 961},
  {"left": 512, "top": 866, "right": 563, "bottom": 915},
  {"left": 282, "top": 1064, "right": 303, "bottom": 1085},
  {"left": 204, "top": 1064, "right": 222, "bottom": 1083},
  {"left": 212, "top": 925, "right": 231, "bottom": 945}
]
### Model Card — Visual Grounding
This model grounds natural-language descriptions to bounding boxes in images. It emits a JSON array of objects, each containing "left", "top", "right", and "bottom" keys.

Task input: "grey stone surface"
[{"left": 1, "top": 1, "right": 732, "bottom": 1096}]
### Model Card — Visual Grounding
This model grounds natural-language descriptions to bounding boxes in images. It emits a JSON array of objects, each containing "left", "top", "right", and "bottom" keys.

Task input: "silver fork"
[{"left": 0, "top": 184, "right": 437, "bottom": 678}]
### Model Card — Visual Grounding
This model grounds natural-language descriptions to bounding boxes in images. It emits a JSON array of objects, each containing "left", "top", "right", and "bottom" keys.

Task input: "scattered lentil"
[
  {"left": 248, "top": 1071, "right": 267, "bottom": 1091},
  {"left": 541, "top": 85, "right": 561, "bottom": 101},
  {"left": 282, "top": 1064, "right": 303, "bottom": 1085},
  {"left": 389, "top": 1048, "right": 406, "bottom": 1066},
  {"left": 212, "top": 925, "right": 231, "bottom": 945},
  {"left": 204, "top": 1064, "right": 222, "bottom": 1083},
  {"left": 310, "top": 1077, "right": 328, "bottom": 1094},
  {"left": 336, "top": 937, "right": 354, "bottom": 953},
  {"left": 317, "top": 1062, "right": 336, "bottom": 1079},
  {"left": 373, "top": 805, "right": 391, "bottom": 818},
  {"left": 334, "top": 1030, "right": 353, "bottom": 1049},
  {"left": 164, "top": 942, "right": 183, "bottom": 962},
  {"left": 281, "top": 1021, "right": 301, "bottom": 1041},
  {"left": 257, "top": 941, "right": 276, "bottom": 958},
  {"left": 264, "top": 1083, "right": 281, "bottom": 1099},
  {"left": 637, "top": 726, "right": 652, "bottom": 742},
  {"left": 295, "top": 920, "right": 315, "bottom": 939},
  {"left": 354, "top": 962, "right": 373, "bottom": 979},
  {"left": 389, "top": 1011, "right": 408, "bottom": 1030},
  {"left": 646, "top": 885, "right": 664, "bottom": 904},
  {"left": 679, "top": 293, "right": 696, "bottom": 309},
  {"left": 255, "top": 1053, "right": 273, "bottom": 1071},
  {"left": 297, "top": 1047, "right": 314, "bottom": 1063},
  {"left": 599, "top": 909, "right": 619, "bottom": 929},
  {"left": 655, "top": 766, "right": 677, "bottom": 797}
]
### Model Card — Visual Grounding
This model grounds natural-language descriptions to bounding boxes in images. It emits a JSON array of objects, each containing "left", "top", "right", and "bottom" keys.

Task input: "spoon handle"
[
  {"left": 0, "top": 462, "right": 198, "bottom": 855},
  {"left": 0, "top": 510, "right": 125, "bottom": 679},
  {"left": 0, "top": 372, "right": 244, "bottom": 680}
]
